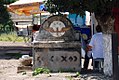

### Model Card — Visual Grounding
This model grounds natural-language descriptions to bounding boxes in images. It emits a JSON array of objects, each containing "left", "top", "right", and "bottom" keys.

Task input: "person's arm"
[
  {"left": 86, "top": 34, "right": 95, "bottom": 52},
  {"left": 86, "top": 45, "right": 92, "bottom": 52}
]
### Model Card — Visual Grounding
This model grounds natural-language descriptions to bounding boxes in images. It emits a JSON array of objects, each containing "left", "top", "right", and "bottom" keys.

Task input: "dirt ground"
[
  {"left": 0, "top": 45, "right": 112, "bottom": 80},
  {"left": 0, "top": 55, "right": 113, "bottom": 80},
  {"left": 0, "top": 59, "right": 69, "bottom": 80},
  {"left": 0, "top": 42, "right": 114, "bottom": 80}
]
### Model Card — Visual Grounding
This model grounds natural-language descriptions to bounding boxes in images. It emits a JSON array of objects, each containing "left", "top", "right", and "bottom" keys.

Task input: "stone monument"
[{"left": 32, "top": 15, "right": 81, "bottom": 72}]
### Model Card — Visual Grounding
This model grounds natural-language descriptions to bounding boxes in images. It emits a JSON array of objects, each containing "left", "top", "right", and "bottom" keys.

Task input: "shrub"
[{"left": 32, "top": 67, "right": 50, "bottom": 76}]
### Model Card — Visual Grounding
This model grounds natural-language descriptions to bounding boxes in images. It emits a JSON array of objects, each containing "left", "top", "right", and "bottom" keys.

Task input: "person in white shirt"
[
  {"left": 88, "top": 25, "right": 103, "bottom": 59},
  {"left": 86, "top": 25, "right": 103, "bottom": 70}
]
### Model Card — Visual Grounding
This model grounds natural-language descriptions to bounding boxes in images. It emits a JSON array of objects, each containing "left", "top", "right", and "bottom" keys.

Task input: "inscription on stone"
[
  {"left": 61, "top": 56, "right": 67, "bottom": 62},
  {"left": 34, "top": 49, "right": 81, "bottom": 72},
  {"left": 50, "top": 56, "right": 54, "bottom": 62},
  {"left": 49, "top": 56, "right": 78, "bottom": 62}
]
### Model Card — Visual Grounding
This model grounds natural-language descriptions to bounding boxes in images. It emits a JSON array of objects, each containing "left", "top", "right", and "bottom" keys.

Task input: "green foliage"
[
  {"left": 0, "top": 32, "right": 27, "bottom": 42},
  {"left": 45, "top": 0, "right": 119, "bottom": 16},
  {"left": 76, "top": 72, "right": 80, "bottom": 77},
  {"left": 32, "top": 68, "right": 50, "bottom": 76},
  {"left": 0, "top": 0, "right": 17, "bottom": 30},
  {"left": 0, "top": 5, "right": 11, "bottom": 25},
  {"left": 0, "top": 32, "right": 15, "bottom": 41},
  {"left": 0, "top": 0, "right": 17, "bottom": 5}
]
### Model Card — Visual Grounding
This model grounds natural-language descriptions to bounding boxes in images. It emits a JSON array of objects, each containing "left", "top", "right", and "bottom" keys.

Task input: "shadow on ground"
[{"left": 0, "top": 53, "right": 23, "bottom": 59}]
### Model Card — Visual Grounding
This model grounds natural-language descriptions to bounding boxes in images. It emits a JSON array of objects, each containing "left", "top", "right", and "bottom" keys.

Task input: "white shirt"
[{"left": 89, "top": 32, "right": 103, "bottom": 59}]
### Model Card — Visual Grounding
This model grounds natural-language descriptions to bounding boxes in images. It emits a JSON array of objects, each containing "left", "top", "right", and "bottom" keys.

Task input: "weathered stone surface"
[
  {"left": 32, "top": 42, "right": 81, "bottom": 48},
  {"left": 17, "top": 66, "right": 32, "bottom": 73},
  {"left": 32, "top": 15, "right": 81, "bottom": 72},
  {"left": 19, "top": 57, "right": 32, "bottom": 66},
  {"left": 33, "top": 48, "right": 81, "bottom": 72}
]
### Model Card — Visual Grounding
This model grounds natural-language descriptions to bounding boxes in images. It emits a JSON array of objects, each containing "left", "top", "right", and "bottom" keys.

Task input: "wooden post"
[{"left": 112, "top": 32, "right": 119, "bottom": 80}]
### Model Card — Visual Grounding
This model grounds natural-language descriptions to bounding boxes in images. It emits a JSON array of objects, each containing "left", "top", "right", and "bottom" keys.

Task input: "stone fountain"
[{"left": 32, "top": 15, "right": 81, "bottom": 72}]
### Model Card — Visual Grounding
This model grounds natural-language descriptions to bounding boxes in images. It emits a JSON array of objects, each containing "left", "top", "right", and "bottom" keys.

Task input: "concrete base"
[{"left": 33, "top": 48, "right": 81, "bottom": 72}]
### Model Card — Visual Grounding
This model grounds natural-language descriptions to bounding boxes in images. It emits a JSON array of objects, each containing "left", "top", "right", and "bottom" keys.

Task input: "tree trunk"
[
  {"left": 95, "top": 14, "right": 114, "bottom": 76},
  {"left": 103, "top": 34, "right": 113, "bottom": 76}
]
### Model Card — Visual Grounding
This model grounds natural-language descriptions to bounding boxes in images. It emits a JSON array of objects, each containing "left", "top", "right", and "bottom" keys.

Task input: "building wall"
[{"left": 10, "top": 12, "right": 33, "bottom": 25}]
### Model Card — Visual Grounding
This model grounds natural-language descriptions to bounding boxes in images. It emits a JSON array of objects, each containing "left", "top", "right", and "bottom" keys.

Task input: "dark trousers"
[{"left": 83, "top": 53, "right": 90, "bottom": 69}]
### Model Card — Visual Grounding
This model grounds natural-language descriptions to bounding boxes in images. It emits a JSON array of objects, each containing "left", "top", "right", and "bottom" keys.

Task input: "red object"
[
  {"left": 112, "top": 8, "right": 119, "bottom": 44},
  {"left": 32, "top": 24, "right": 41, "bottom": 32}
]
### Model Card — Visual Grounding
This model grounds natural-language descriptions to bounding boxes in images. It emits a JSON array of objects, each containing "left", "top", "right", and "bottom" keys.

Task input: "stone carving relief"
[{"left": 50, "top": 55, "right": 78, "bottom": 62}]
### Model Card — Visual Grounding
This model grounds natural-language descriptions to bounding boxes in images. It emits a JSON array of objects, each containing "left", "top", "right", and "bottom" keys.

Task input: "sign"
[{"left": 42, "top": 15, "right": 73, "bottom": 37}]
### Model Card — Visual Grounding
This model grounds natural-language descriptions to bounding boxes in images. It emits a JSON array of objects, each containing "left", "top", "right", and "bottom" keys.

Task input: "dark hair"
[{"left": 96, "top": 25, "right": 102, "bottom": 32}]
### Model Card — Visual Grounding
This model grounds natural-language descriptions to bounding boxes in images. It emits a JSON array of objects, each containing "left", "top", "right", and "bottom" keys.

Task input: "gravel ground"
[{"left": 0, "top": 59, "right": 112, "bottom": 80}]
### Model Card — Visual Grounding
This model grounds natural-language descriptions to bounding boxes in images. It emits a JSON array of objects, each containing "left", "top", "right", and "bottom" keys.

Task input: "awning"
[{"left": 7, "top": 0, "right": 47, "bottom": 16}]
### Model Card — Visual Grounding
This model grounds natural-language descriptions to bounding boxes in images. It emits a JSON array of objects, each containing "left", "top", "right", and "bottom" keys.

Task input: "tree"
[
  {"left": 0, "top": 0, "right": 17, "bottom": 31},
  {"left": 45, "top": 0, "right": 119, "bottom": 77},
  {"left": 45, "top": 0, "right": 119, "bottom": 33}
]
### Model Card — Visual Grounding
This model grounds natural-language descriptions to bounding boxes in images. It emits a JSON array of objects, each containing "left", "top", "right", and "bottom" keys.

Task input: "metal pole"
[
  {"left": 40, "top": 13, "right": 41, "bottom": 25},
  {"left": 112, "top": 32, "right": 119, "bottom": 80}
]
